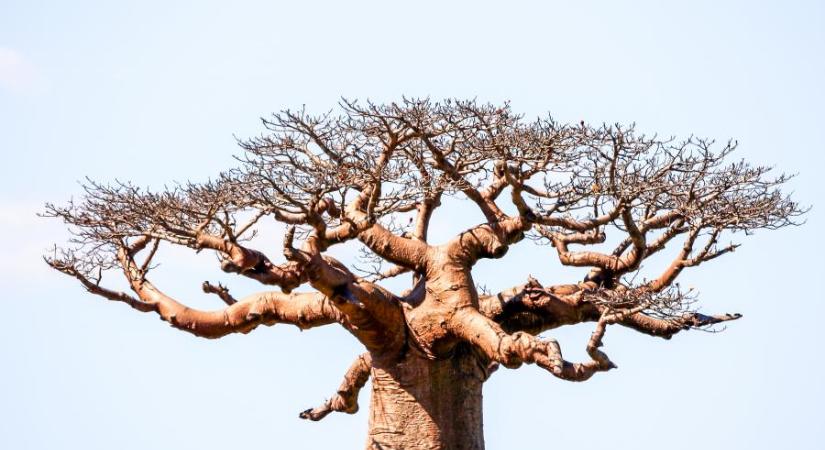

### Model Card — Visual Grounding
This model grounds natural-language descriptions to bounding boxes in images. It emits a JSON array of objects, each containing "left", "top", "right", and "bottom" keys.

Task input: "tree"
[{"left": 44, "top": 99, "right": 804, "bottom": 450}]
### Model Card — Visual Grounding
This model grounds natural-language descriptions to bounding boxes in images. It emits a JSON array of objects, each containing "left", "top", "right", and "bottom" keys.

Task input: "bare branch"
[
  {"left": 300, "top": 353, "right": 372, "bottom": 421},
  {"left": 201, "top": 281, "right": 237, "bottom": 306}
]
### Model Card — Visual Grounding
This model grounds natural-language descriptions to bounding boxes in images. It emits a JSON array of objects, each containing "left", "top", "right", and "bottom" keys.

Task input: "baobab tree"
[{"left": 44, "top": 99, "right": 803, "bottom": 450}]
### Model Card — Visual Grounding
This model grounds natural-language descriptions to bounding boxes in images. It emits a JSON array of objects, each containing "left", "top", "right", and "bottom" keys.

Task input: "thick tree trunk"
[{"left": 366, "top": 344, "right": 489, "bottom": 450}]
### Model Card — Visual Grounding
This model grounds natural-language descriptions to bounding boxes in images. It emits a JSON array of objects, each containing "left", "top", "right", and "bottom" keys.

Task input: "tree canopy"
[{"left": 44, "top": 99, "right": 804, "bottom": 431}]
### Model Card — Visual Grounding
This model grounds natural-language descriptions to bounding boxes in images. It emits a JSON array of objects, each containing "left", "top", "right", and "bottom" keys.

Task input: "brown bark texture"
[
  {"left": 365, "top": 346, "right": 488, "bottom": 450},
  {"left": 44, "top": 99, "right": 805, "bottom": 449}
]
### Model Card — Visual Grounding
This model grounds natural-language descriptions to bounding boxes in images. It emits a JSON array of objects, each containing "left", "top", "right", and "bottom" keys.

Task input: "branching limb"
[
  {"left": 416, "top": 131, "right": 505, "bottom": 222},
  {"left": 45, "top": 255, "right": 154, "bottom": 312},
  {"left": 412, "top": 192, "right": 442, "bottom": 243},
  {"left": 116, "top": 242, "right": 341, "bottom": 338},
  {"left": 367, "top": 264, "right": 410, "bottom": 282},
  {"left": 194, "top": 233, "right": 304, "bottom": 292},
  {"left": 357, "top": 222, "right": 429, "bottom": 271},
  {"left": 314, "top": 191, "right": 429, "bottom": 272},
  {"left": 534, "top": 202, "right": 624, "bottom": 233},
  {"left": 618, "top": 311, "right": 742, "bottom": 339},
  {"left": 448, "top": 216, "right": 530, "bottom": 263},
  {"left": 52, "top": 250, "right": 341, "bottom": 338},
  {"left": 201, "top": 281, "right": 236, "bottom": 305},
  {"left": 646, "top": 226, "right": 740, "bottom": 292},
  {"left": 480, "top": 278, "right": 741, "bottom": 341},
  {"left": 479, "top": 277, "right": 599, "bottom": 334},
  {"left": 299, "top": 353, "right": 372, "bottom": 421},
  {"left": 449, "top": 308, "right": 616, "bottom": 382},
  {"left": 283, "top": 228, "right": 408, "bottom": 355},
  {"left": 554, "top": 308, "right": 623, "bottom": 382}
]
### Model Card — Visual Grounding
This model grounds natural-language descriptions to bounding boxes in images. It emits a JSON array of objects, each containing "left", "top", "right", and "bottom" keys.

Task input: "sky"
[{"left": 1, "top": 1, "right": 823, "bottom": 449}]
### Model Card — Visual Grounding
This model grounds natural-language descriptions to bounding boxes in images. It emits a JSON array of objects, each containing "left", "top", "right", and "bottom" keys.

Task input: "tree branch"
[
  {"left": 448, "top": 216, "right": 530, "bottom": 264},
  {"left": 448, "top": 308, "right": 615, "bottom": 382},
  {"left": 283, "top": 230, "right": 408, "bottom": 355},
  {"left": 357, "top": 222, "right": 429, "bottom": 271},
  {"left": 480, "top": 278, "right": 741, "bottom": 340},
  {"left": 618, "top": 311, "right": 742, "bottom": 339},
  {"left": 64, "top": 253, "right": 340, "bottom": 339},
  {"left": 300, "top": 353, "right": 372, "bottom": 421},
  {"left": 201, "top": 281, "right": 237, "bottom": 305},
  {"left": 195, "top": 233, "right": 305, "bottom": 292}
]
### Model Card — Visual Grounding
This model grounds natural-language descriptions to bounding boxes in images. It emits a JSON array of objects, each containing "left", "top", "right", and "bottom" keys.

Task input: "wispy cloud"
[{"left": 0, "top": 47, "right": 44, "bottom": 95}]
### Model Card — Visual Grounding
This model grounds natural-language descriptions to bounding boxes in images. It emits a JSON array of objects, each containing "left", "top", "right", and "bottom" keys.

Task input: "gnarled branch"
[{"left": 300, "top": 353, "right": 372, "bottom": 421}]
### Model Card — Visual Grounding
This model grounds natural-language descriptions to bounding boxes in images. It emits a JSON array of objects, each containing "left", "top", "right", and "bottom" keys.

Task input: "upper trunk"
[{"left": 366, "top": 344, "right": 491, "bottom": 450}]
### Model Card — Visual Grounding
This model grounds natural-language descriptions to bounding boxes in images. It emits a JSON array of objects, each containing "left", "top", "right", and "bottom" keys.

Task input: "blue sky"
[{"left": 1, "top": 1, "right": 823, "bottom": 449}]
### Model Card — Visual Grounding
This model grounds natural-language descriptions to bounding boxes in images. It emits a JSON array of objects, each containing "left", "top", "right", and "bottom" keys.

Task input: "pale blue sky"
[{"left": 1, "top": 1, "right": 823, "bottom": 449}]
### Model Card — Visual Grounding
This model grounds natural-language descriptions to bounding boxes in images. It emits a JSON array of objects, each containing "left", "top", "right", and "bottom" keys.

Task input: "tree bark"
[{"left": 366, "top": 344, "right": 490, "bottom": 450}]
